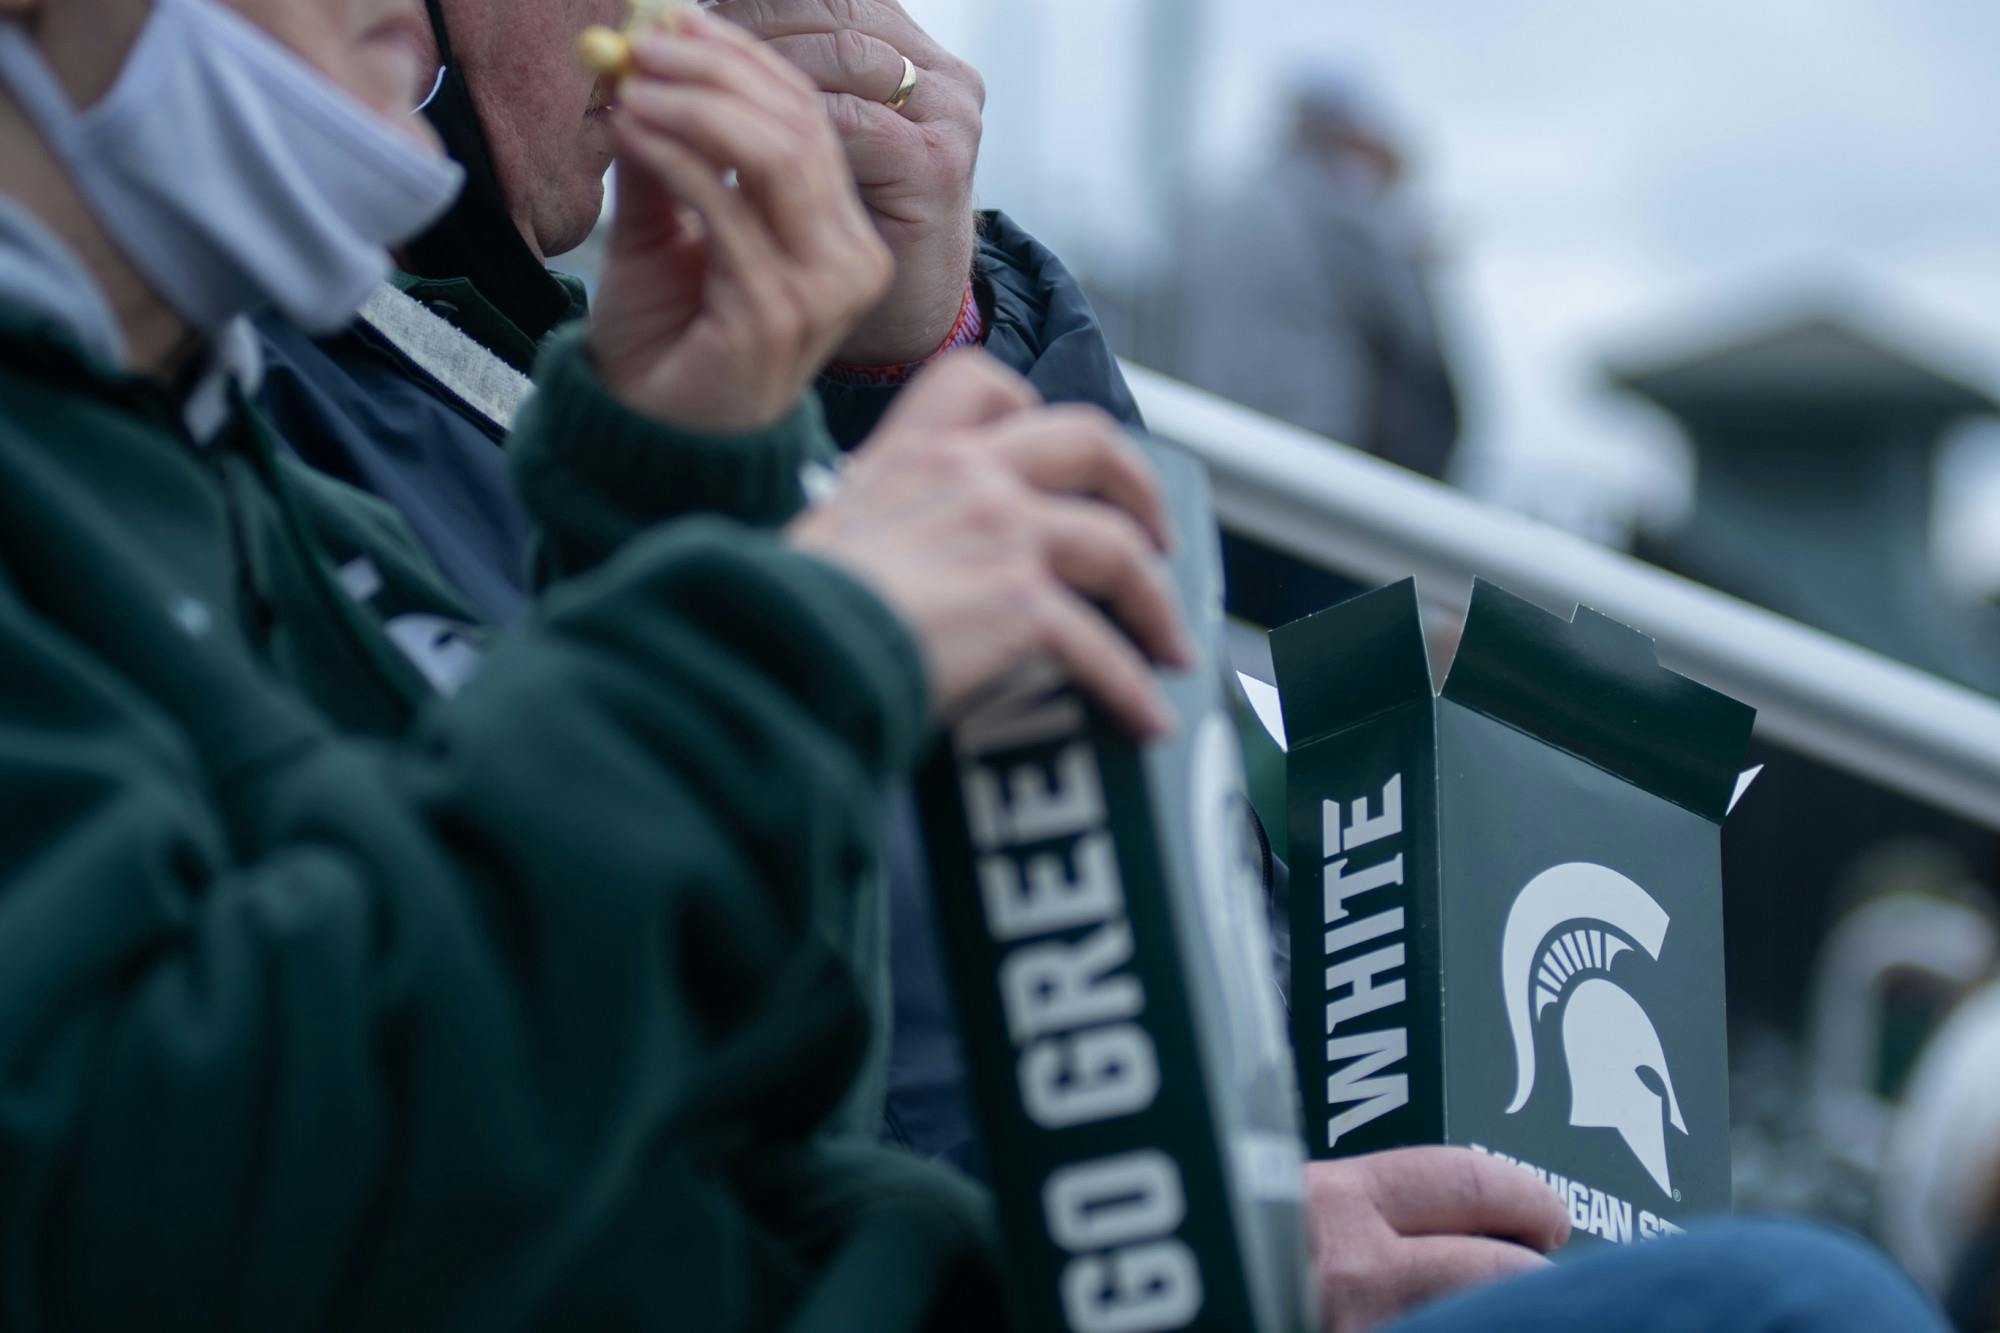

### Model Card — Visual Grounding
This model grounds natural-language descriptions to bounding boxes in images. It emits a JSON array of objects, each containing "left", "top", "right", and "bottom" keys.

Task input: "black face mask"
[{"left": 403, "top": 0, "right": 572, "bottom": 353}]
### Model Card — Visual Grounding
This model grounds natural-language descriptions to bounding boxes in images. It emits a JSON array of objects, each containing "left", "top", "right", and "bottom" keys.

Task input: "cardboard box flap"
[
  {"left": 1269, "top": 579, "right": 1433, "bottom": 749},
  {"left": 1440, "top": 580, "right": 1755, "bottom": 822}
]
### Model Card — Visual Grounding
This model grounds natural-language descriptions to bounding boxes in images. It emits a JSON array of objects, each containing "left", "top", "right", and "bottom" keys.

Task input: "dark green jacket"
[
  {"left": 252, "top": 215, "right": 1150, "bottom": 1175},
  {"left": 0, "top": 304, "right": 1001, "bottom": 1331}
]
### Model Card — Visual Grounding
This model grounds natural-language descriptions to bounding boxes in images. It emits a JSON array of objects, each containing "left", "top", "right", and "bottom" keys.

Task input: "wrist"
[
  {"left": 831, "top": 213, "right": 979, "bottom": 366},
  {"left": 823, "top": 282, "right": 983, "bottom": 388},
  {"left": 589, "top": 330, "right": 800, "bottom": 436}
]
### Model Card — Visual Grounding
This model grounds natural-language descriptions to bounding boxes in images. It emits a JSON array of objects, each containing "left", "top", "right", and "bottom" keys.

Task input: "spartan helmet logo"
[{"left": 1501, "top": 863, "right": 1687, "bottom": 1196}]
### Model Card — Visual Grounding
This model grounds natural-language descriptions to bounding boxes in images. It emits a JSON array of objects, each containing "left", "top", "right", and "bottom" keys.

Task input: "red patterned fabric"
[{"left": 820, "top": 282, "right": 984, "bottom": 388}]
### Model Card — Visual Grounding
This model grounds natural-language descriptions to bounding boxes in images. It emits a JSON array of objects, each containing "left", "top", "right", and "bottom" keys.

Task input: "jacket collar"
[
  {"left": 402, "top": 8, "right": 575, "bottom": 351},
  {"left": 386, "top": 267, "right": 589, "bottom": 375}
]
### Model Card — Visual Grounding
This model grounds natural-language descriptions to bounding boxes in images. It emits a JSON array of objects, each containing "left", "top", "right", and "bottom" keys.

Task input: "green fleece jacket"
[{"left": 0, "top": 303, "right": 1003, "bottom": 1331}]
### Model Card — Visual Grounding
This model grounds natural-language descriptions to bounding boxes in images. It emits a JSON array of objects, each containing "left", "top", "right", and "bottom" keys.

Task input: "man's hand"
[
  {"left": 727, "top": 0, "right": 983, "bottom": 366},
  {"left": 1306, "top": 1147, "right": 1570, "bottom": 1333},
  {"left": 787, "top": 353, "right": 1192, "bottom": 738},
  {"left": 590, "top": 9, "right": 893, "bottom": 433}
]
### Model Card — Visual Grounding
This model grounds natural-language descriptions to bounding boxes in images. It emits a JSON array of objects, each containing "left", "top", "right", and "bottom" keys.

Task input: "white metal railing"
[{"left": 1125, "top": 361, "right": 2000, "bottom": 833}]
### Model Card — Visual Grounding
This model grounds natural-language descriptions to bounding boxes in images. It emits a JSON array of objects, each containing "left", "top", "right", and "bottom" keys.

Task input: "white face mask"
[{"left": 0, "top": 0, "right": 464, "bottom": 335}]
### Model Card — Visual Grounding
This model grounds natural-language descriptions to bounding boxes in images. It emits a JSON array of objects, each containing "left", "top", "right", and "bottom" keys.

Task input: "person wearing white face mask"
[
  {"left": 0, "top": 0, "right": 463, "bottom": 341},
  {"left": 0, "top": 0, "right": 1197, "bottom": 1325}
]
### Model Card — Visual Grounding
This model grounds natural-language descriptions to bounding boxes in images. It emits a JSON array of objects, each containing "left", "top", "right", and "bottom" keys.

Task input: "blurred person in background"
[
  {"left": 1177, "top": 59, "right": 1461, "bottom": 481},
  {"left": 1880, "top": 978, "right": 2000, "bottom": 1330}
]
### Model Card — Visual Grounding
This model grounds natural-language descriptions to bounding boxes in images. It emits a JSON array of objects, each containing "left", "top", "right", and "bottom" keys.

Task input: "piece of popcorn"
[{"left": 574, "top": 0, "right": 692, "bottom": 79}]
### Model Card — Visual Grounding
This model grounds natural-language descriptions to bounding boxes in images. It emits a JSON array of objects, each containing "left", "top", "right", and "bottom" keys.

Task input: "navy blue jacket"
[
  {"left": 256, "top": 210, "right": 1142, "bottom": 1179},
  {"left": 259, "top": 214, "right": 1139, "bottom": 621}
]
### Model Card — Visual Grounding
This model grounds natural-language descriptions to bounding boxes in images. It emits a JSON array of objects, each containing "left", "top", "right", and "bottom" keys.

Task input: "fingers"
[
  {"left": 604, "top": 125, "right": 701, "bottom": 249},
  {"left": 724, "top": 0, "right": 943, "bottom": 67},
  {"left": 838, "top": 351, "right": 1192, "bottom": 741},
  {"left": 630, "top": 12, "right": 818, "bottom": 109},
  {"left": 622, "top": 30, "right": 857, "bottom": 261},
  {"left": 763, "top": 28, "right": 908, "bottom": 104},
  {"left": 725, "top": 0, "right": 987, "bottom": 132},
  {"left": 617, "top": 81, "right": 831, "bottom": 255},
  {"left": 1359, "top": 1147, "right": 1571, "bottom": 1252},
  {"left": 877, "top": 352, "right": 1041, "bottom": 434},
  {"left": 1377, "top": 1235, "right": 1552, "bottom": 1320},
  {"left": 986, "top": 407, "right": 1173, "bottom": 552},
  {"left": 1036, "top": 498, "right": 1195, "bottom": 671},
  {"left": 1028, "top": 590, "right": 1176, "bottom": 740},
  {"left": 608, "top": 112, "right": 789, "bottom": 288},
  {"left": 815, "top": 91, "right": 926, "bottom": 189}
]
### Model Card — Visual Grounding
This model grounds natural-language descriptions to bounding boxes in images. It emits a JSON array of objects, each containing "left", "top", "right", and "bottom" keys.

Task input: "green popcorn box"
[
  {"left": 918, "top": 445, "right": 1319, "bottom": 1333},
  {"left": 1270, "top": 579, "right": 1755, "bottom": 1247}
]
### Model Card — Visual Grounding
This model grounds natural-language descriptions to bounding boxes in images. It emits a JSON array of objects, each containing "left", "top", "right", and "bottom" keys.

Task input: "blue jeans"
[{"left": 1388, "top": 1220, "right": 1944, "bottom": 1333}]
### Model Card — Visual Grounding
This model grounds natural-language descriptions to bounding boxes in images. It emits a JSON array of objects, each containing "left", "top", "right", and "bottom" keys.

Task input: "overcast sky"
[{"left": 903, "top": 0, "right": 2000, "bottom": 577}]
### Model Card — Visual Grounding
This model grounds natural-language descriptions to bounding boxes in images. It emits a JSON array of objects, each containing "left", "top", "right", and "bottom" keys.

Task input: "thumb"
[{"left": 1380, "top": 1235, "right": 1552, "bottom": 1316}]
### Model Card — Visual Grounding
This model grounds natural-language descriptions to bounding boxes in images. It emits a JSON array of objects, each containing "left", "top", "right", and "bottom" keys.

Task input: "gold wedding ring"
[{"left": 885, "top": 55, "right": 919, "bottom": 113}]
